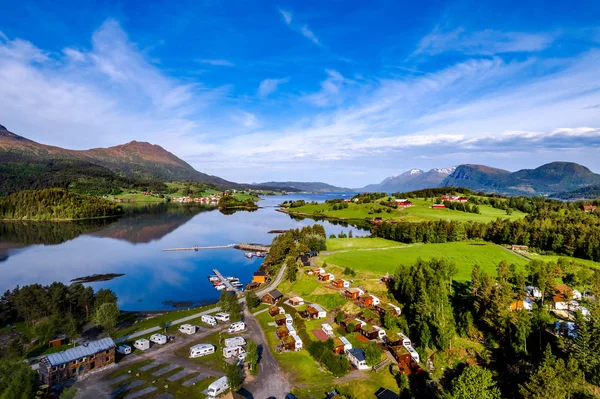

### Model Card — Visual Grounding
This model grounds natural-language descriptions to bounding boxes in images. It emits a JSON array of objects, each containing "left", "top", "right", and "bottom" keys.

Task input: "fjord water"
[{"left": 0, "top": 194, "right": 366, "bottom": 310}]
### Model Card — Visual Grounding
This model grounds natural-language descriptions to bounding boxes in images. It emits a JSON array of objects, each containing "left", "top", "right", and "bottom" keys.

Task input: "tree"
[
  {"left": 224, "top": 363, "right": 244, "bottom": 391},
  {"left": 245, "top": 292, "right": 261, "bottom": 310},
  {"left": 335, "top": 311, "right": 344, "bottom": 324},
  {"left": 63, "top": 313, "right": 79, "bottom": 346},
  {"left": 572, "top": 311, "right": 598, "bottom": 380},
  {"left": 245, "top": 340, "right": 259, "bottom": 371},
  {"left": 0, "top": 359, "right": 36, "bottom": 399},
  {"left": 94, "top": 302, "right": 119, "bottom": 335},
  {"left": 471, "top": 265, "right": 481, "bottom": 296},
  {"left": 285, "top": 265, "right": 298, "bottom": 282},
  {"left": 362, "top": 342, "right": 383, "bottom": 366},
  {"left": 94, "top": 289, "right": 117, "bottom": 308},
  {"left": 450, "top": 365, "right": 501, "bottom": 399}
]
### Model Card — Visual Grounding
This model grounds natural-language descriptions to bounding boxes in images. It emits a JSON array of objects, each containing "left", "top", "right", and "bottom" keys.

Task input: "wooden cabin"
[
  {"left": 359, "top": 324, "right": 385, "bottom": 340},
  {"left": 344, "top": 287, "right": 364, "bottom": 300},
  {"left": 358, "top": 294, "right": 373, "bottom": 307},
  {"left": 252, "top": 271, "right": 267, "bottom": 284},
  {"left": 276, "top": 326, "right": 290, "bottom": 339},
  {"left": 289, "top": 297, "right": 304, "bottom": 306},
  {"left": 269, "top": 306, "right": 284, "bottom": 317},
  {"left": 318, "top": 273, "right": 334, "bottom": 282},
  {"left": 333, "top": 336, "right": 353, "bottom": 354},
  {"left": 274, "top": 314, "right": 287, "bottom": 326},
  {"left": 48, "top": 334, "right": 67, "bottom": 348},
  {"left": 262, "top": 289, "right": 284, "bottom": 305},
  {"left": 306, "top": 304, "right": 327, "bottom": 319},
  {"left": 332, "top": 278, "right": 350, "bottom": 289}
]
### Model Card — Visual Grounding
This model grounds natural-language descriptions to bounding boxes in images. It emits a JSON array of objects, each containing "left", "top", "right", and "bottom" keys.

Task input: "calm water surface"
[{"left": 0, "top": 194, "right": 367, "bottom": 310}]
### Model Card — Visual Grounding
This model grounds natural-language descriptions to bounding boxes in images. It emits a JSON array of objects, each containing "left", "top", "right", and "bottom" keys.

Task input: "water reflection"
[{"left": 0, "top": 193, "right": 367, "bottom": 310}]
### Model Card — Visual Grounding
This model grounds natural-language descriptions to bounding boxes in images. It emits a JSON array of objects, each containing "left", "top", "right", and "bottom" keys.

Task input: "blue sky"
[{"left": 1, "top": 0, "right": 600, "bottom": 186}]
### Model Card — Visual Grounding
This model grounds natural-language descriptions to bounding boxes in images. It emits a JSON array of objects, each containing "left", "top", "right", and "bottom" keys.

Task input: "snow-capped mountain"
[{"left": 359, "top": 167, "right": 456, "bottom": 193}]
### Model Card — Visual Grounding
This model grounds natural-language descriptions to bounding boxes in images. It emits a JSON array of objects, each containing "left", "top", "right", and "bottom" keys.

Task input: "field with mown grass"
[
  {"left": 323, "top": 240, "right": 529, "bottom": 281},
  {"left": 325, "top": 237, "right": 406, "bottom": 251}
]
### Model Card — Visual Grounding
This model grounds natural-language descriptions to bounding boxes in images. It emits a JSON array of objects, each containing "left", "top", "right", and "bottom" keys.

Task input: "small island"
[
  {"left": 0, "top": 188, "right": 123, "bottom": 221},
  {"left": 218, "top": 194, "right": 259, "bottom": 211}
]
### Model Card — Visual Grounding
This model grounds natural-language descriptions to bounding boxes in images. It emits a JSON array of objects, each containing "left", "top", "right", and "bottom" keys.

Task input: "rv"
[
  {"left": 134, "top": 339, "right": 150, "bottom": 351},
  {"left": 285, "top": 314, "right": 294, "bottom": 326},
  {"left": 189, "top": 344, "right": 215, "bottom": 358},
  {"left": 405, "top": 345, "right": 420, "bottom": 363},
  {"left": 207, "top": 376, "right": 229, "bottom": 398},
  {"left": 178, "top": 324, "right": 196, "bottom": 335},
  {"left": 214, "top": 312, "right": 230, "bottom": 322},
  {"left": 202, "top": 315, "right": 217, "bottom": 326},
  {"left": 223, "top": 345, "right": 246, "bottom": 359},
  {"left": 116, "top": 345, "right": 132, "bottom": 355},
  {"left": 228, "top": 322, "right": 246, "bottom": 333},
  {"left": 150, "top": 333, "right": 168, "bottom": 345},
  {"left": 224, "top": 337, "right": 246, "bottom": 348}
]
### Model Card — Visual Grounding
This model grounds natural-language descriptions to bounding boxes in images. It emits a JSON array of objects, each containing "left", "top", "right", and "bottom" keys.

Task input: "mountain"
[
  {"left": 0, "top": 124, "right": 238, "bottom": 190},
  {"left": 253, "top": 181, "right": 352, "bottom": 193},
  {"left": 441, "top": 162, "right": 600, "bottom": 195},
  {"left": 360, "top": 167, "right": 456, "bottom": 193}
]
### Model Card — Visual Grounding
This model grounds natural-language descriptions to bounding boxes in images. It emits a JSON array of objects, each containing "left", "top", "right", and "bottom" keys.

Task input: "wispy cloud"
[
  {"left": 197, "top": 59, "right": 235, "bottom": 67},
  {"left": 415, "top": 27, "right": 554, "bottom": 56},
  {"left": 583, "top": 104, "right": 600, "bottom": 109},
  {"left": 278, "top": 8, "right": 321, "bottom": 46},
  {"left": 303, "top": 69, "right": 350, "bottom": 107},
  {"left": 258, "top": 77, "right": 289, "bottom": 97}
]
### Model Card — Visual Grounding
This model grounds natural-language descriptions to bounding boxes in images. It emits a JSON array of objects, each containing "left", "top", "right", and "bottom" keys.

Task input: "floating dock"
[{"left": 212, "top": 269, "right": 239, "bottom": 293}]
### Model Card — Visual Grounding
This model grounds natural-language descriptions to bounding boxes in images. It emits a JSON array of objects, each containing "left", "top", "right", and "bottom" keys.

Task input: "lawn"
[
  {"left": 323, "top": 241, "right": 529, "bottom": 281},
  {"left": 404, "top": 198, "right": 527, "bottom": 222},
  {"left": 325, "top": 237, "right": 406, "bottom": 252},
  {"left": 173, "top": 331, "right": 228, "bottom": 370}
]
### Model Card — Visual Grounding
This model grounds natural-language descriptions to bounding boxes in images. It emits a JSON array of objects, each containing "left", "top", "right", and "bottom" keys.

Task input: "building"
[
  {"left": 525, "top": 286, "right": 542, "bottom": 298},
  {"left": 511, "top": 245, "right": 529, "bottom": 252},
  {"left": 261, "top": 289, "right": 284, "bottom": 305},
  {"left": 369, "top": 295, "right": 381, "bottom": 306},
  {"left": 510, "top": 297, "right": 533, "bottom": 311},
  {"left": 276, "top": 326, "right": 290, "bottom": 339},
  {"left": 360, "top": 324, "right": 385, "bottom": 340},
  {"left": 274, "top": 314, "right": 287, "bottom": 326},
  {"left": 307, "top": 304, "right": 327, "bottom": 319},
  {"left": 584, "top": 205, "right": 597, "bottom": 213},
  {"left": 332, "top": 279, "right": 350, "bottom": 289},
  {"left": 252, "top": 271, "right": 267, "bottom": 284},
  {"left": 48, "top": 334, "right": 67, "bottom": 348},
  {"left": 359, "top": 294, "right": 373, "bottom": 307},
  {"left": 39, "top": 338, "right": 116, "bottom": 385},
  {"left": 333, "top": 336, "right": 352, "bottom": 354},
  {"left": 268, "top": 306, "right": 285, "bottom": 317},
  {"left": 376, "top": 303, "right": 401, "bottom": 317},
  {"left": 398, "top": 201, "right": 413, "bottom": 208},
  {"left": 344, "top": 287, "right": 364, "bottom": 300},
  {"left": 346, "top": 348, "right": 370, "bottom": 370},
  {"left": 318, "top": 273, "right": 334, "bottom": 282},
  {"left": 310, "top": 267, "right": 325, "bottom": 275},
  {"left": 289, "top": 297, "right": 304, "bottom": 306},
  {"left": 432, "top": 204, "right": 446, "bottom": 209},
  {"left": 553, "top": 284, "right": 580, "bottom": 310},
  {"left": 385, "top": 332, "right": 411, "bottom": 347},
  {"left": 283, "top": 334, "right": 302, "bottom": 351}
]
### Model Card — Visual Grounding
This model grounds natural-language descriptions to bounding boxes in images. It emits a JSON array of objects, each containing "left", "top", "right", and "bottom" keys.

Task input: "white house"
[
  {"left": 405, "top": 345, "right": 420, "bottom": 363},
  {"left": 134, "top": 339, "right": 150, "bottom": 351},
  {"left": 524, "top": 297, "right": 534, "bottom": 311},
  {"left": 525, "top": 286, "right": 542, "bottom": 298},
  {"left": 322, "top": 323, "right": 334, "bottom": 337},
  {"left": 190, "top": 344, "right": 215, "bottom": 358},
  {"left": 346, "top": 348, "right": 370, "bottom": 370},
  {"left": 150, "top": 333, "right": 168, "bottom": 345},
  {"left": 373, "top": 325, "right": 387, "bottom": 339},
  {"left": 310, "top": 304, "right": 327, "bottom": 319},
  {"left": 178, "top": 324, "right": 196, "bottom": 335},
  {"left": 369, "top": 295, "right": 381, "bottom": 306}
]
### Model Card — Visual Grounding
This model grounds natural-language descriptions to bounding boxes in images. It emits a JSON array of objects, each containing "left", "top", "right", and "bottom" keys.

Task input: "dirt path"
[{"left": 494, "top": 244, "right": 529, "bottom": 261}]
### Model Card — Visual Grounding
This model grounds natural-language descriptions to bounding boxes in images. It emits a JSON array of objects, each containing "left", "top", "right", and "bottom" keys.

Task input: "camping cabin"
[
  {"left": 269, "top": 306, "right": 285, "bottom": 317},
  {"left": 511, "top": 245, "right": 529, "bottom": 252},
  {"left": 277, "top": 326, "right": 290, "bottom": 339},
  {"left": 202, "top": 315, "right": 217, "bottom": 326},
  {"left": 228, "top": 322, "right": 246, "bottom": 333},
  {"left": 377, "top": 303, "right": 401, "bottom": 316},
  {"left": 346, "top": 348, "right": 369, "bottom": 370},
  {"left": 214, "top": 312, "right": 230, "bottom": 322},
  {"left": 360, "top": 324, "right": 385, "bottom": 340},
  {"left": 179, "top": 324, "right": 196, "bottom": 335},
  {"left": 224, "top": 337, "right": 246, "bottom": 348},
  {"left": 189, "top": 344, "right": 215, "bottom": 358},
  {"left": 405, "top": 345, "right": 420, "bottom": 363},
  {"left": 38, "top": 337, "right": 116, "bottom": 385},
  {"left": 289, "top": 297, "right": 304, "bottom": 306},
  {"left": 333, "top": 336, "right": 352, "bottom": 354},
  {"left": 207, "top": 376, "right": 229, "bottom": 398},
  {"left": 307, "top": 304, "right": 327, "bottom": 319},
  {"left": 332, "top": 279, "right": 350, "bottom": 289},
  {"left": 373, "top": 325, "right": 386, "bottom": 339},
  {"left": 385, "top": 332, "right": 411, "bottom": 347},
  {"left": 274, "top": 314, "right": 287, "bottom": 326},
  {"left": 116, "top": 345, "right": 131, "bottom": 355},
  {"left": 319, "top": 273, "right": 334, "bottom": 282},
  {"left": 283, "top": 334, "right": 302, "bottom": 351},
  {"left": 134, "top": 339, "right": 150, "bottom": 351},
  {"left": 322, "top": 323, "right": 334, "bottom": 337},
  {"left": 369, "top": 295, "right": 381, "bottom": 306},
  {"left": 584, "top": 205, "right": 597, "bottom": 213},
  {"left": 252, "top": 271, "right": 267, "bottom": 284},
  {"left": 389, "top": 346, "right": 420, "bottom": 375},
  {"left": 223, "top": 346, "right": 245, "bottom": 359},
  {"left": 48, "top": 335, "right": 67, "bottom": 348},
  {"left": 262, "top": 289, "right": 284, "bottom": 305},
  {"left": 310, "top": 267, "right": 325, "bottom": 275},
  {"left": 344, "top": 287, "right": 364, "bottom": 300},
  {"left": 432, "top": 204, "right": 445, "bottom": 209},
  {"left": 359, "top": 294, "right": 373, "bottom": 307},
  {"left": 150, "top": 334, "right": 168, "bottom": 345}
]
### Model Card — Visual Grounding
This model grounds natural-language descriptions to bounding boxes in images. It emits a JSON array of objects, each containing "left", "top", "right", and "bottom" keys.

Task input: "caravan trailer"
[
  {"left": 202, "top": 315, "right": 217, "bottom": 327},
  {"left": 223, "top": 345, "right": 245, "bottom": 358},
  {"left": 116, "top": 345, "right": 131, "bottom": 355},
  {"left": 189, "top": 344, "right": 215, "bottom": 358},
  {"left": 228, "top": 322, "right": 246, "bottom": 333},
  {"left": 214, "top": 312, "right": 230, "bottom": 322},
  {"left": 150, "top": 333, "right": 168, "bottom": 345},
  {"left": 207, "top": 376, "right": 229, "bottom": 398},
  {"left": 134, "top": 339, "right": 150, "bottom": 351},
  {"left": 178, "top": 324, "right": 196, "bottom": 335},
  {"left": 224, "top": 337, "right": 246, "bottom": 348}
]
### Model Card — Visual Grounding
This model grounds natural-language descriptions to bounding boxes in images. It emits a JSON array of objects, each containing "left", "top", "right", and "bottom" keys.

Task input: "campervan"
[
  {"left": 214, "top": 312, "right": 230, "bottom": 322},
  {"left": 398, "top": 333, "right": 411, "bottom": 348},
  {"left": 134, "top": 339, "right": 150, "bottom": 351},
  {"left": 189, "top": 344, "right": 215, "bottom": 358},
  {"left": 223, "top": 345, "right": 245, "bottom": 358},
  {"left": 285, "top": 314, "right": 293, "bottom": 326},
  {"left": 224, "top": 336, "right": 246, "bottom": 348},
  {"left": 116, "top": 345, "right": 131, "bottom": 355},
  {"left": 207, "top": 376, "right": 229, "bottom": 398},
  {"left": 150, "top": 333, "right": 168, "bottom": 345},
  {"left": 178, "top": 324, "right": 196, "bottom": 335},
  {"left": 202, "top": 315, "right": 217, "bottom": 326},
  {"left": 228, "top": 322, "right": 246, "bottom": 333},
  {"left": 405, "top": 345, "right": 420, "bottom": 363}
]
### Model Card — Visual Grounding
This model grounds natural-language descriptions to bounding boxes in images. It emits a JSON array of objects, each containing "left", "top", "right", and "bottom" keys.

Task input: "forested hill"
[{"left": 0, "top": 189, "right": 123, "bottom": 220}]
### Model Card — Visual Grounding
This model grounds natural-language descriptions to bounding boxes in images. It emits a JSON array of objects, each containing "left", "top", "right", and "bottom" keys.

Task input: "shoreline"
[
  {"left": 276, "top": 207, "right": 370, "bottom": 222},
  {"left": 0, "top": 214, "right": 123, "bottom": 222}
]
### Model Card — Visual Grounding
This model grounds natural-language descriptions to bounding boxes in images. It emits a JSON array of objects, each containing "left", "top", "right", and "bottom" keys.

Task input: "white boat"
[
  {"left": 215, "top": 285, "right": 226, "bottom": 290},
  {"left": 226, "top": 277, "right": 239, "bottom": 282}
]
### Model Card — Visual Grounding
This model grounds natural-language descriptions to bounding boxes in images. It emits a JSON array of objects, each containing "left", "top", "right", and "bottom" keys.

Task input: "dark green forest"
[{"left": 0, "top": 188, "right": 123, "bottom": 220}]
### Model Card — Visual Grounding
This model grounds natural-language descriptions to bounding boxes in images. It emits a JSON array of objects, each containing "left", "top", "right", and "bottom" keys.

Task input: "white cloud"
[
  {"left": 197, "top": 59, "right": 235, "bottom": 67},
  {"left": 278, "top": 9, "right": 292, "bottom": 25},
  {"left": 257, "top": 77, "right": 289, "bottom": 97},
  {"left": 63, "top": 48, "right": 86, "bottom": 62},
  {"left": 278, "top": 8, "right": 321, "bottom": 46},
  {"left": 300, "top": 26, "right": 320, "bottom": 46},
  {"left": 415, "top": 27, "right": 554, "bottom": 56},
  {"left": 303, "top": 69, "right": 350, "bottom": 106}
]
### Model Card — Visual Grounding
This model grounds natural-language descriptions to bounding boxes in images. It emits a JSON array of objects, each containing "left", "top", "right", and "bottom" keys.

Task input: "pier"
[
  {"left": 234, "top": 243, "right": 270, "bottom": 252},
  {"left": 213, "top": 269, "right": 239, "bottom": 293},
  {"left": 162, "top": 244, "right": 234, "bottom": 252}
]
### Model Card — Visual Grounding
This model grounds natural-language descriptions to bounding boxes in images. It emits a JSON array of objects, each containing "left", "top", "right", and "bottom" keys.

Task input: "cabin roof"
[
  {"left": 46, "top": 338, "right": 115, "bottom": 367},
  {"left": 347, "top": 348, "right": 366, "bottom": 362}
]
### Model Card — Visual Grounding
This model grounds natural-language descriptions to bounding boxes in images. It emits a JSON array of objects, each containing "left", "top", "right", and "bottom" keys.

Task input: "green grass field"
[
  {"left": 287, "top": 198, "right": 527, "bottom": 223},
  {"left": 526, "top": 253, "right": 600, "bottom": 269},
  {"left": 323, "top": 240, "right": 529, "bottom": 281},
  {"left": 325, "top": 237, "right": 406, "bottom": 251}
]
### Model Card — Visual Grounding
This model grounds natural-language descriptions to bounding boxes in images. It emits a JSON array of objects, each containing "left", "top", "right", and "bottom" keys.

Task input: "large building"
[{"left": 39, "top": 337, "right": 116, "bottom": 385}]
